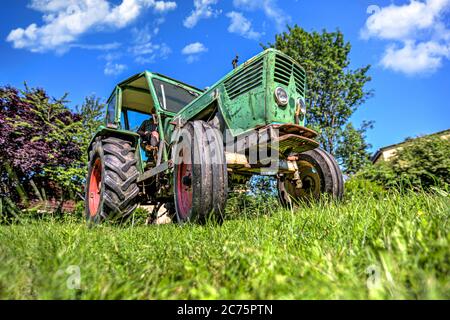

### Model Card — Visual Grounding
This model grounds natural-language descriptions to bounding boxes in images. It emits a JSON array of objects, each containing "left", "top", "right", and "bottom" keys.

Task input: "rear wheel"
[
  {"left": 173, "top": 121, "right": 228, "bottom": 223},
  {"left": 278, "top": 148, "right": 344, "bottom": 207},
  {"left": 85, "top": 137, "right": 139, "bottom": 224}
]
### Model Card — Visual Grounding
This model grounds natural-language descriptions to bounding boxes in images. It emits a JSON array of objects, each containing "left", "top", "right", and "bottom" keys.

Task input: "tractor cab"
[{"left": 104, "top": 72, "right": 202, "bottom": 167}]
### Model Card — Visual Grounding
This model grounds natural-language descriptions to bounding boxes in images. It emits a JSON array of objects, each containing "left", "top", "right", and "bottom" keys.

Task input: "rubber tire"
[
  {"left": 278, "top": 148, "right": 344, "bottom": 207},
  {"left": 85, "top": 136, "right": 139, "bottom": 224},
  {"left": 173, "top": 121, "right": 228, "bottom": 224}
]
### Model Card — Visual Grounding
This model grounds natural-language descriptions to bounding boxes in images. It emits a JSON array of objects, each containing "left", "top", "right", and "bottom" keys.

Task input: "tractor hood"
[{"left": 174, "top": 49, "right": 307, "bottom": 137}]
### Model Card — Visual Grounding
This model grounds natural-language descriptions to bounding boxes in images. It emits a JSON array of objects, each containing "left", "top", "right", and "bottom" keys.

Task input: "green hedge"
[{"left": 358, "top": 135, "right": 450, "bottom": 190}]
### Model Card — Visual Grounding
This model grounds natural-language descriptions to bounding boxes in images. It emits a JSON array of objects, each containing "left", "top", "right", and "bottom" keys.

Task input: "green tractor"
[{"left": 85, "top": 48, "right": 343, "bottom": 224}]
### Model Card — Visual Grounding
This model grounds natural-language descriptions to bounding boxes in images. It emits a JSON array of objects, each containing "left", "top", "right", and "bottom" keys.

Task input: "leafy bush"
[
  {"left": 0, "top": 85, "right": 104, "bottom": 211},
  {"left": 360, "top": 135, "right": 450, "bottom": 190},
  {"left": 344, "top": 176, "right": 386, "bottom": 200},
  {"left": 0, "top": 85, "right": 83, "bottom": 205},
  {"left": 226, "top": 192, "right": 279, "bottom": 220}
]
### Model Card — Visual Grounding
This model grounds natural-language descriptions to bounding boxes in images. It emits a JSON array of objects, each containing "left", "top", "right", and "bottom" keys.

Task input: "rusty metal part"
[
  {"left": 225, "top": 152, "right": 298, "bottom": 173},
  {"left": 137, "top": 161, "right": 171, "bottom": 183},
  {"left": 293, "top": 170, "right": 302, "bottom": 189},
  {"left": 272, "top": 124, "right": 318, "bottom": 139},
  {"left": 276, "top": 134, "right": 319, "bottom": 155},
  {"left": 236, "top": 124, "right": 319, "bottom": 159},
  {"left": 226, "top": 152, "right": 251, "bottom": 168}
]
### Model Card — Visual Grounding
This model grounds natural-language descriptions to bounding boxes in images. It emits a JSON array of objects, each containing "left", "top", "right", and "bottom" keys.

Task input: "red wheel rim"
[
  {"left": 176, "top": 161, "right": 193, "bottom": 219},
  {"left": 88, "top": 158, "right": 102, "bottom": 217}
]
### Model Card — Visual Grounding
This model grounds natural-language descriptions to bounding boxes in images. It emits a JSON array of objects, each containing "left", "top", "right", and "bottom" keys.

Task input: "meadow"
[{"left": 0, "top": 188, "right": 449, "bottom": 300}]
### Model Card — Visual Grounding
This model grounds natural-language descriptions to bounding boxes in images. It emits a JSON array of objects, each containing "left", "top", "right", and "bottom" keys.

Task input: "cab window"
[
  {"left": 106, "top": 93, "right": 117, "bottom": 125},
  {"left": 121, "top": 107, "right": 151, "bottom": 132},
  {"left": 121, "top": 107, "right": 152, "bottom": 162},
  {"left": 152, "top": 79, "right": 199, "bottom": 113}
]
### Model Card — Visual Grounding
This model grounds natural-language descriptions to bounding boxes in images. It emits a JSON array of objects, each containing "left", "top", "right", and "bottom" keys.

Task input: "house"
[{"left": 371, "top": 128, "right": 450, "bottom": 164}]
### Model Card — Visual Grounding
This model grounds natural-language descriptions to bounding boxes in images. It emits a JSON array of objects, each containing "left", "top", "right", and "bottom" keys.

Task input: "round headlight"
[
  {"left": 296, "top": 98, "right": 307, "bottom": 114},
  {"left": 274, "top": 87, "right": 288, "bottom": 106}
]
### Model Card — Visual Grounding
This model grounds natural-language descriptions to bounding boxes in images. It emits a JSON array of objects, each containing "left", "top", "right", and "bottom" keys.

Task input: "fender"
[{"left": 174, "top": 85, "right": 223, "bottom": 124}]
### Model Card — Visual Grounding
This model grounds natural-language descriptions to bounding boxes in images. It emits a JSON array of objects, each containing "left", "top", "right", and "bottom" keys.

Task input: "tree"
[
  {"left": 0, "top": 85, "right": 83, "bottom": 206},
  {"left": 266, "top": 25, "right": 373, "bottom": 173},
  {"left": 76, "top": 94, "right": 105, "bottom": 155},
  {"left": 335, "top": 121, "right": 373, "bottom": 175}
]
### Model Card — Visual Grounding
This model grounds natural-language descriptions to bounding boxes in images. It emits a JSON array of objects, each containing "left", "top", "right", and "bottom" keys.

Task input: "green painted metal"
[
  {"left": 91, "top": 48, "right": 308, "bottom": 170},
  {"left": 174, "top": 48, "right": 307, "bottom": 136}
]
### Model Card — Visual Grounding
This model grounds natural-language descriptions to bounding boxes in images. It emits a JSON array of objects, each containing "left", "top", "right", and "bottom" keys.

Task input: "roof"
[
  {"left": 107, "top": 71, "right": 203, "bottom": 103},
  {"left": 118, "top": 71, "right": 203, "bottom": 92},
  {"left": 371, "top": 128, "right": 450, "bottom": 163}
]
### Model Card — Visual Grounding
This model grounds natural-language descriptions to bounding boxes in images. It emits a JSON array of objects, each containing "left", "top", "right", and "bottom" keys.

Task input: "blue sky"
[{"left": 1, "top": 0, "right": 449, "bottom": 153}]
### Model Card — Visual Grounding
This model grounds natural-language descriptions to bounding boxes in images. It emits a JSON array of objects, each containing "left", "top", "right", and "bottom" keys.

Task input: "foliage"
[
  {"left": 226, "top": 191, "right": 278, "bottom": 221},
  {"left": 249, "top": 176, "right": 277, "bottom": 197},
  {"left": 266, "top": 25, "right": 373, "bottom": 173},
  {"left": 0, "top": 85, "right": 83, "bottom": 204},
  {"left": 344, "top": 176, "right": 386, "bottom": 200},
  {"left": 75, "top": 94, "right": 105, "bottom": 156},
  {"left": 336, "top": 121, "right": 374, "bottom": 174},
  {"left": 392, "top": 135, "right": 450, "bottom": 188},
  {"left": 360, "top": 135, "right": 450, "bottom": 190},
  {"left": 0, "top": 190, "right": 448, "bottom": 299},
  {"left": 0, "top": 85, "right": 105, "bottom": 213}
]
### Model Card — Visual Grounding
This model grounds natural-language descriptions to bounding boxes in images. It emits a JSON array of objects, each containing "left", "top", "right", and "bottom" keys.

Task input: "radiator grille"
[
  {"left": 224, "top": 57, "right": 264, "bottom": 100},
  {"left": 274, "top": 54, "right": 306, "bottom": 96}
]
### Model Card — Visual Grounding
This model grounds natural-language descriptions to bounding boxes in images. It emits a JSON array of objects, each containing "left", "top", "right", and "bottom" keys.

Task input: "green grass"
[{"left": 0, "top": 190, "right": 449, "bottom": 299}]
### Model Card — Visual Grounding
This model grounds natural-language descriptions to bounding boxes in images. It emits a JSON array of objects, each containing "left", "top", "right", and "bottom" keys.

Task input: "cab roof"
[
  {"left": 107, "top": 71, "right": 203, "bottom": 114},
  {"left": 116, "top": 71, "right": 203, "bottom": 93}
]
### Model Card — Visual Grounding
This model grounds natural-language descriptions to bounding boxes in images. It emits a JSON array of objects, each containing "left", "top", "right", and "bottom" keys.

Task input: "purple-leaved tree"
[{"left": 0, "top": 85, "right": 84, "bottom": 209}]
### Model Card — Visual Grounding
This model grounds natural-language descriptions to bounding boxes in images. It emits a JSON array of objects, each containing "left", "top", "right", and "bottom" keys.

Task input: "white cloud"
[
  {"left": 186, "top": 55, "right": 200, "bottom": 64},
  {"left": 182, "top": 42, "right": 207, "bottom": 54},
  {"left": 130, "top": 23, "right": 171, "bottom": 64},
  {"left": 226, "top": 11, "right": 261, "bottom": 40},
  {"left": 104, "top": 61, "right": 127, "bottom": 76},
  {"left": 131, "top": 18, "right": 165, "bottom": 44},
  {"left": 102, "top": 52, "right": 123, "bottom": 62},
  {"left": 361, "top": 0, "right": 449, "bottom": 40},
  {"left": 131, "top": 42, "right": 171, "bottom": 64},
  {"left": 153, "top": 0, "right": 177, "bottom": 13},
  {"left": 182, "top": 42, "right": 207, "bottom": 63},
  {"left": 29, "top": 0, "right": 84, "bottom": 12},
  {"left": 232, "top": 0, "right": 290, "bottom": 31},
  {"left": 132, "top": 25, "right": 153, "bottom": 44},
  {"left": 71, "top": 42, "right": 122, "bottom": 50},
  {"left": 104, "top": 0, "right": 144, "bottom": 28},
  {"left": 361, "top": 0, "right": 450, "bottom": 75},
  {"left": 101, "top": 51, "right": 126, "bottom": 76},
  {"left": 7, "top": 0, "right": 177, "bottom": 53},
  {"left": 183, "top": 0, "right": 220, "bottom": 28},
  {"left": 381, "top": 41, "right": 450, "bottom": 74}
]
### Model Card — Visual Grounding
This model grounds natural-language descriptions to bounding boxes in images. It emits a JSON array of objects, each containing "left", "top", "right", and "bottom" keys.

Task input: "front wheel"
[
  {"left": 85, "top": 137, "right": 139, "bottom": 224},
  {"left": 173, "top": 121, "right": 228, "bottom": 224},
  {"left": 278, "top": 148, "right": 344, "bottom": 207}
]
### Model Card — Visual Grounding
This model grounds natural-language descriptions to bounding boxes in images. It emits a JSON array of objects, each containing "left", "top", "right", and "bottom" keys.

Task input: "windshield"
[{"left": 152, "top": 78, "right": 199, "bottom": 113}]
